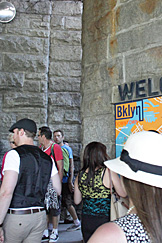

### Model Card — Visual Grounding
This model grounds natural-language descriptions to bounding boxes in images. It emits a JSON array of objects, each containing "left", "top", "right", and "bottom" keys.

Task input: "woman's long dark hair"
[
  {"left": 79, "top": 141, "right": 110, "bottom": 187},
  {"left": 123, "top": 177, "right": 162, "bottom": 243}
]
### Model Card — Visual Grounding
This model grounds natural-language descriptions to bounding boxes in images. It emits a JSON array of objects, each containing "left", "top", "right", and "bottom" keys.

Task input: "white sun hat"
[{"left": 104, "top": 131, "right": 162, "bottom": 188}]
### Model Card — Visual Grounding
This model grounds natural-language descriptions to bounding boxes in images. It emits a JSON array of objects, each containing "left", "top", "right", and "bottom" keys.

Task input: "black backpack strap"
[
  {"left": 62, "top": 147, "right": 69, "bottom": 156},
  {"left": 50, "top": 143, "right": 57, "bottom": 166}
]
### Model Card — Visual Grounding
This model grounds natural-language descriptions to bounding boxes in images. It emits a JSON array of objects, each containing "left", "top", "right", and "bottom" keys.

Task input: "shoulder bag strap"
[
  {"left": 51, "top": 143, "right": 59, "bottom": 170},
  {"left": 50, "top": 143, "right": 56, "bottom": 162},
  {"left": 108, "top": 168, "right": 113, "bottom": 194}
]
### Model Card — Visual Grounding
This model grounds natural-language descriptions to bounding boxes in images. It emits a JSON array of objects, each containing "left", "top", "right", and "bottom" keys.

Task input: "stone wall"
[
  {"left": 2, "top": 0, "right": 162, "bottom": 167},
  {"left": 0, "top": 0, "right": 82, "bottom": 170},
  {"left": 81, "top": 0, "right": 162, "bottom": 158}
]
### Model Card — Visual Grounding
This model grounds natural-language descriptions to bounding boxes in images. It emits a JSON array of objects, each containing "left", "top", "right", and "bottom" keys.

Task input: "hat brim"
[
  {"left": 104, "top": 157, "right": 162, "bottom": 188},
  {"left": 9, "top": 124, "right": 17, "bottom": 132}
]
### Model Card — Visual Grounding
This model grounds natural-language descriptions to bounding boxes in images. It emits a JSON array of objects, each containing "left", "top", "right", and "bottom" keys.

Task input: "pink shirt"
[{"left": 0, "top": 152, "right": 8, "bottom": 181}]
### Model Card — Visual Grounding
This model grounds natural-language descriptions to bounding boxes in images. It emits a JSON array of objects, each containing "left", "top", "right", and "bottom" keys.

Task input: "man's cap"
[
  {"left": 104, "top": 131, "right": 162, "bottom": 188},
  {"left": 9, "top": 118, "right": 37, "bottom": 134}
]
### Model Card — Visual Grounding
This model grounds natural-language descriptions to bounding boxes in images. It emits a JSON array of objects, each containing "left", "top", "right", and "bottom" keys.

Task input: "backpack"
[{"left": 51, "top": 143, "right": 70, "bottom": 177}]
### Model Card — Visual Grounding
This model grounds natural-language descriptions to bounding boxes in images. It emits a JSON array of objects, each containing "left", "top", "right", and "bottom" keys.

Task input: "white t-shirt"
[{"left": 3, "top": 149, "right": 58, "bottom": 177}]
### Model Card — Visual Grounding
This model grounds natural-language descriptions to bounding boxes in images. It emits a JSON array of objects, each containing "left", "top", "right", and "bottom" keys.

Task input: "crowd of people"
[
  {"left": 0, "top": 119, "right": 81, "bottom": 243},
  {"left": 0, "top": 118, "right": 162, "bottom": 243},
  {"left": 0, "top": 118, "right": 61, "bottom": 243}
]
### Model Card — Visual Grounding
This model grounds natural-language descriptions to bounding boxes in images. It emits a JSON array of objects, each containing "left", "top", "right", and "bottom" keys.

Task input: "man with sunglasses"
[{"left": 0, "top": 134, "right": 16, "bottom": 182}]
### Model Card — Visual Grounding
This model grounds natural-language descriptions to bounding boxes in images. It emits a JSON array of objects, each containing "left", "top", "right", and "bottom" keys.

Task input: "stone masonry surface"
[
  {"left": 0, "top": 0, "right": 82, "bottom": 171},
  {"left": 81, "top": 0, "right": 162, "bottom": 157},
  {"left": 2, "top": 0, "right": 162, "bottom": 167}
]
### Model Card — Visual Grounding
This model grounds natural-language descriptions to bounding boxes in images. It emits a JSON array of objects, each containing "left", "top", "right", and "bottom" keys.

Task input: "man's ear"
[{"left": 20, "top": 128, "right": 25, "bottom": 136}]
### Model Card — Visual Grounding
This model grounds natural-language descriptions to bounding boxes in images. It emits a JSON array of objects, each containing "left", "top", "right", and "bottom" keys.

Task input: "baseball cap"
[
  {"left": 104, "top": 131, "right": 162, "bottom": 188},
  {"left": 9, "top": 118, "right": 37, "bottom": 134}
]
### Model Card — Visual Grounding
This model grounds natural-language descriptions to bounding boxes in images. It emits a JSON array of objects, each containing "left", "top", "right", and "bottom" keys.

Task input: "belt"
[{"left": 7, "top": 208, "right": 45, "bottom": 215}]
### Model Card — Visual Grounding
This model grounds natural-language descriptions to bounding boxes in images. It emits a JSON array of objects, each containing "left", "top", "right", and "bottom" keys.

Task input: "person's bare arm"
[
  {"left": 0, "top": 170, "right": 18, "bottom": 243},
  {"left": 51, "top": 173, "right": 62, "bottom": 196},
  {"left": 68, "top": 158, "right": 74, "bottom": 192},
  {"left": 56, "top": 159, "right": 63, "bottom": 181},
  {"left": 111, "top": 171, "right": 127, "bottom": 197},
  {"left": 103, "top": 168, "right": 127, "bottom": 197},
  {"left": 0, "top": 170, "right": 18, "bottom": 223},
  {"left": 74, "top": 175, "right": 82, "bottom": 205}
]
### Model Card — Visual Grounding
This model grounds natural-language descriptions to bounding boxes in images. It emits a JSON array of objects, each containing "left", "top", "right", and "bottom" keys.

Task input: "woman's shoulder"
[{"left": 88, "top": 222, "right": 127, "bottom": 243}]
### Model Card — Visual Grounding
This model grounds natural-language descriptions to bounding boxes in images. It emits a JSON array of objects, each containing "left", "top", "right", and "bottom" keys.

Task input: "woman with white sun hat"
[{"left": 88, "top": 130, "right": 162, "bottom": 243}]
